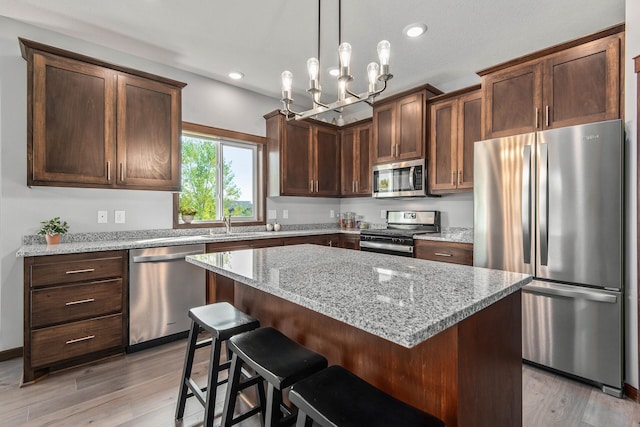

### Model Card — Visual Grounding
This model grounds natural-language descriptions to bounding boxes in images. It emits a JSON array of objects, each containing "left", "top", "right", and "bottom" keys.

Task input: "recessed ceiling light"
[
  {"left": 228, "top": 71, "right": 244, "bottom": 80},
  {"left": 328, "top": 67, "right": 339, "bottom": 77},
  {"left": 403, "top": 23, "right": 427, "bottom": 38}
]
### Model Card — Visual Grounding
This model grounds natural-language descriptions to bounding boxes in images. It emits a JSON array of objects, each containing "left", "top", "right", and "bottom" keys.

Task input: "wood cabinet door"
[
  {"left": 372, "top": 101, "right": 396, "bottom": 163},
  {"left": 340, "top": 128, "right": 356, "bottom": 195},
  {"left": 282, "top": 120, "right": 313, "bottom": 195},
  {"left": 396, "top": 92, "right": 425, "bottom": 160},
  {"left": 355, "top": 124, "right": 372, "bottom": 194},
  {"left": 31, "top": 52, "right": 116, "bottom": 187},
  {"left": 314, "top": 126, "right": 340, "bottom": 196},
  {"left": 116, "top": 73, "right": 181, "bottom": 190},
  {"left": 483, "top": 62, "right": 543, "bottom": 138},
  {"left": 543, "top": 35, "right": 621, "bottom": 129},
  {"left": 429, "top": 99, "right": 457, "bottom": 193},
  {"left": 457, "top": 90, "right": 482, "bottom": 191}
]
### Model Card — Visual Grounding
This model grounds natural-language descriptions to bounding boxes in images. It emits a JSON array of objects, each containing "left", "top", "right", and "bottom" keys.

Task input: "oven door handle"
[{"left": 360, "top": 241, "right": 414, "bottom": 254}]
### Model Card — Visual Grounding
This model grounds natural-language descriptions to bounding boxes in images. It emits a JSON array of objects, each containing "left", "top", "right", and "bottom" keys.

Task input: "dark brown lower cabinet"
[
  {"left": 414, "top": 240, "right": 473, "bottom": 266},
  {"left": 23, "top": 251, "right": 128, "bottom": 384}
]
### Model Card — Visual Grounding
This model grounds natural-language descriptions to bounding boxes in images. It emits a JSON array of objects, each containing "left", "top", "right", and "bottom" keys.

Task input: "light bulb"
[
  {"left": 338, "top": 42, "right": 352, "bottom": 79},
  {"left": 281, "top": 70, "right": 293, "bottom": 100},
  {"left": 367, "top": 62, "right": 380, "bottom": 92},
  {"left": 307, "top": 58, "right": 319, "bottom": 81},
  {"left": 377, "top": 40, "right": 390, "bottom": 66}
]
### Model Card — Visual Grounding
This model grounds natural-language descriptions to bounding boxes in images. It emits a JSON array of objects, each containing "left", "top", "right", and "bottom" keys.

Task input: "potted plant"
[
  {"left": 38, "top": 216, "right": 70, "bottom": 245},
  {"left": 179, "top": 204, "right": 197, "bottom": 224}
]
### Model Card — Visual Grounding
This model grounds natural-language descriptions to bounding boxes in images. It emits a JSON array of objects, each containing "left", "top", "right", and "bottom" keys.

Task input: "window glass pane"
[
  {"left": 223, "top": 144, "right": 255, "bottom": 218},
  {"left": 180, "top": 135, "right": 218, "bottom": 221}
]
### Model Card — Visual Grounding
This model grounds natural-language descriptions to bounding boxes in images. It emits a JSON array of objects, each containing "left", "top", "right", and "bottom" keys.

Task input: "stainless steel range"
[{"left": 360, "top": 211, "right": 440, "bottom": 257}]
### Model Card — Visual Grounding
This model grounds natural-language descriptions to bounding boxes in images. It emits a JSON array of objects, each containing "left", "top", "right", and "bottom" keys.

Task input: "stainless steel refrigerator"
[{"left": 473, "top": 119, "right": 624, "bottom": 397}]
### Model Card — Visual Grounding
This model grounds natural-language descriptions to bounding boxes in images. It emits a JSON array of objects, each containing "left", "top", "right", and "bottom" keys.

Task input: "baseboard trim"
[
  {"left": 0, "top": 347, "right": 23, "bottom": 362},
  {"left": 624, "top": 383, "right": 639, "bottom": 402}
]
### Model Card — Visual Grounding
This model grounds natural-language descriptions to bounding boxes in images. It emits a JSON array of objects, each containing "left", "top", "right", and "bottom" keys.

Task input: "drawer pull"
[
  {"left": 434, "top": 252, "right": 453, "bottom": 257},
  {"left": 66, "top": 335, "right": 95, "bottom": 344},
  {"left": 65, "top": 268, "right": 96, "bottom": 275},
  {"left": 65, "top": 298, "right": 95, "bottom": 306}
]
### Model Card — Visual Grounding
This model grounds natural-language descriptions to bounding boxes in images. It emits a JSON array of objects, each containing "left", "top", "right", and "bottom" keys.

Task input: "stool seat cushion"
[
  {"left": 228, "top": 327, "right": 327, "bottom": 390},
  {"left": 189, "top": 303, "right": 259, "bottom": 341},
  {"left": 289, "top": 365, "right": 447, "bottom": 427}
]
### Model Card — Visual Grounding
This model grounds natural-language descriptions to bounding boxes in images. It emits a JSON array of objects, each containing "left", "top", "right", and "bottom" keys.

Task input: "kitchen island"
[{"left": 187, "top": 244, "right": 531, "bottom": 427}]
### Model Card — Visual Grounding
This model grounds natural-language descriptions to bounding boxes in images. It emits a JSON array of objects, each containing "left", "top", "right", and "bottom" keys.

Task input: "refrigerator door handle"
[
  {"left": 523, "top": 284, "right": 618, "bottom": 304},
  {"left": 522, "top": 145, "right": 532, "bottom": 264},
  {"left": 539, "top": 143, "right": 549, "bottom": 266}
]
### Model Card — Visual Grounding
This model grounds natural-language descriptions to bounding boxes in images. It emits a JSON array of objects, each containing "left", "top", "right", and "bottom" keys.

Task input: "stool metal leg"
[
  {"left": 204, "top": 337, "right": 223, "bottom": 427},
  {"left": 176, "top": 320, "right": 199, "bottom": 420}
]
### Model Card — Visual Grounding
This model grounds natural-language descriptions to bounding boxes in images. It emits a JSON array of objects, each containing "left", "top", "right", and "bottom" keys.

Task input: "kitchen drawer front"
[
  {"left": 414, "top": 240, "right": 473, "bottom": 266},
  {"left": 31, "top": 279, "right": 123, "bottom": 328},
  {"left": 30, "top": 314, "right": 123, "bottom": 368},
  {"left": 30, "top": 253, "right": 124, "bottom": 287}
]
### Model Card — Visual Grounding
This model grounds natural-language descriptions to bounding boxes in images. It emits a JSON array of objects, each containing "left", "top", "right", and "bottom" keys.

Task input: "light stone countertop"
[
  {"left": 187, "top": 244, "right": 530, "bottom": 348},
  {"left": 413, "top": 227, "right": 473, "bottom": 244}
]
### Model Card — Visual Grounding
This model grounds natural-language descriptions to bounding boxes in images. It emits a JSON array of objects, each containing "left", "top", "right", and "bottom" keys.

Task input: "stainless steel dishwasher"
[{"left": 128, "top": 244, "right": 205, "bottom": 351}]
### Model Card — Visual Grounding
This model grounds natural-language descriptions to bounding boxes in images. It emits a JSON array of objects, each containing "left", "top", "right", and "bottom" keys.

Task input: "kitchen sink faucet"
[{"left": 222, "top": 216, "right": 232, "bottom": 234}]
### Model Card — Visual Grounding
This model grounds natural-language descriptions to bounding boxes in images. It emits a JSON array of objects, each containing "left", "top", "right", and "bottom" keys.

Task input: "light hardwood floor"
[{"left": 1, "top": 338, "right": 639, "bottom": 426}]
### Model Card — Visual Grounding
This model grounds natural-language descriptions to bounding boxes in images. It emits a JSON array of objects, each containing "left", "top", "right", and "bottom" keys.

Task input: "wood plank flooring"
[{"left": 0, "top": 337, "right": 638, "bottom": 426}]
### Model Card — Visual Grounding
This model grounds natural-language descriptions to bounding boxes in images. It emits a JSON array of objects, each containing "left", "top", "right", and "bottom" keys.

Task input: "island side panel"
[{"left": 458, "top": 290, "right": 522, "bottom": 427}]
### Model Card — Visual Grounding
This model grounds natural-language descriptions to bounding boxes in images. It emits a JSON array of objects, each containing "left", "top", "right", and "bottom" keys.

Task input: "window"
[{"left": 175, "top": 122, "right": 265, "bottom": 227}]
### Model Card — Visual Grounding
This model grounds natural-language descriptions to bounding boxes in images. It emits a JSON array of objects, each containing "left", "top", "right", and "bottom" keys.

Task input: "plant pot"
[
  {"left": 45, "top": 234, "right": 61, "bottom": 245},
  {"left": 182, "top": 215, "right": 194, "bottom": 224}
]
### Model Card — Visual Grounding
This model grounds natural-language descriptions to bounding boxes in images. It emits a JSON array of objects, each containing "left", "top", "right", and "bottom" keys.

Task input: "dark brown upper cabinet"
[
  {"left": 372, "top": 85, "right": 442, "bottom": 164},
  {"left": 428, "top": 87, "right": 481, "bottom": 194},
  {"left": 265, "top": 111, "right": 340, "bottom": 197},
  {"left": 340, "top": 121, "right": 372, "bottom": 196},
  {"left": 21, "top": 38, "right": 185, "bottom": 191},
  {"left": 480, "top": 28, "right": 623, "bottom": 139}
]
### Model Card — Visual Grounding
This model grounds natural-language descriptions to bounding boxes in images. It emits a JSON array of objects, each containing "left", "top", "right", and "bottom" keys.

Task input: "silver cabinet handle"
[
  {"left": 352, "top": 181, "right": 355, "bottom": 192},
  {"left": 132, "top": 250, "right": 203, "bottom": 263},
  {"left": 434, "top": 252, "right": 453, "bottom": 257},
  {"left": 66, "top": 268, "right": 95, "bottom": 275},
  {"left": 355, "top": 180, "right": 358, "bottom": 192},
  {"left": 395, "top": 144, "right": 399, "bottom": 157},
  {"left": 310, "top": 180, "right": 313, "bottom": 192},
  {"left": 545, "top": 105, "right": 550, "bottom": 127},
  {"left": 107, "top": 161, "right": 111, "bottom": 181},
  {"left": 451, "top": 171, "right": 455, "bottom": 186},
  {"left": 457, "top": 170, "right": 462, "bottom": 186},
  {"left": 66, "top": 335, "right": 95, "bottom": 344},
  {"left": 315, "top": 180, "right": 318, "bottom": 192},
  {"left": 360, "top": 241, "right": 413, "bottom": 253},
  {"left": 120, "top": 163, "right": 124, "bottom": 181},
  {"left": 65, "top": 298, "right": 95, "bottom": 306},
  {"left": 535, "top": 107, "right": 539, "bottom": 128},
  {"left": 539, "top": 143, "right": 549, "bottom": 266},
  {"left": 522, "top": 145, "right": 532, "bottom": 264}
]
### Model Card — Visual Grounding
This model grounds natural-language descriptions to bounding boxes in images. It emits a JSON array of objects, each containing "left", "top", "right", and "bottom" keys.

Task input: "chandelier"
[{"left": 280, "top": 0, "right": 393, "bottom": 120}]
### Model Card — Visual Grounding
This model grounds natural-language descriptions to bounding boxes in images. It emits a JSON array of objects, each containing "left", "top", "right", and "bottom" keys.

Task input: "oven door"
[
  {"left": 360, "top": 237, "right": 414, "bottom": 257},
  {"left": 372, "top": 159, "right": 425, "bottom": 198}
]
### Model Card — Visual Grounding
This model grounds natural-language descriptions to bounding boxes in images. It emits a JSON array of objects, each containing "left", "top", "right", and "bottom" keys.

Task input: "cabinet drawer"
[
  {"left": 414, "top": 240, "right": 473, "bottom": 266},
  {"left": 31, "top": 314, "right": 123, "bottom": 368},
  {"left": 31, "top": 279, "right": 123, "bottom": 328},
  {"left": 30, "top": 253, "right": 124, "bottom": 287}
]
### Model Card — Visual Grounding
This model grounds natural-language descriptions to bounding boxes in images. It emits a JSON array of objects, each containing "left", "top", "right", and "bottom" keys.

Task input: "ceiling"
[{"left": 0, "top": 0, "right": 625, "bottom": 115}]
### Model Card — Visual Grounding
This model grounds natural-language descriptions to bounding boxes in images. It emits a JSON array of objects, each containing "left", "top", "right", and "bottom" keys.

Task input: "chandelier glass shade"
[{"left": 280, "top": 0, "right": 393, "bottom": 120}]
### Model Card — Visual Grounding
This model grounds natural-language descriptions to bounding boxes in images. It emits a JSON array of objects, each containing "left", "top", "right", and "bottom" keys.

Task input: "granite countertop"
[
  {"left": 187, "top": 244, "right": 530, "bottom": 348},
  {"left": 413, "top": 227, "right": 473, "bottom": 244}
]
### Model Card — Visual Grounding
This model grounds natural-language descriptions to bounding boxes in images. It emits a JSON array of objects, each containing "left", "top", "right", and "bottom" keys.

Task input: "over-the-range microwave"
[{"left": 372, "top": 159, "right": 426, "bottom": 198}]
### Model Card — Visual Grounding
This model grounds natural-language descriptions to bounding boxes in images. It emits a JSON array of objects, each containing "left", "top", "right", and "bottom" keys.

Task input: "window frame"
[{"left": 173, "top": 121, "right": 266, "bottom": 229}]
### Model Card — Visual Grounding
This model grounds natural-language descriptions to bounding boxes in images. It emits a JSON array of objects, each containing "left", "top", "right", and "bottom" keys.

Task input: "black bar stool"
[
  {"left": 221, "top": 327, "right": 328, "bottom": 427},
  {"left": 175, "top": 302, "right": 260, "bottom": 427},
  {"left": 289, "top": 365, "right": 447, "bottom": 427}
]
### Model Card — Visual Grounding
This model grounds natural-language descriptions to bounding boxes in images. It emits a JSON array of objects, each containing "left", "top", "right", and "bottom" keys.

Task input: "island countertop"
[{"left": 187, "top": 244, "right": 531, "bottom": 348}]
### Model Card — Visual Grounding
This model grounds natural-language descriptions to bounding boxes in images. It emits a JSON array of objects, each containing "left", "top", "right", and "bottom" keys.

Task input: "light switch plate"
[
  {"left": 380, "top": 210, "right": 387, "bottom": 219},
  {"left": 283, "top": 210, "right": 289, "bottom": 219},
  {"left": 268, "top": 209, "right": 277, "bottom": 219},
  {"left": 330, "top": 210, "right": 335, "bottom": 218},
  {"left": 97, "top": 210, "right": 108, "bottom": 223},
  {"left": 115, "top": 210, "right": 125, "bottom": 224}
]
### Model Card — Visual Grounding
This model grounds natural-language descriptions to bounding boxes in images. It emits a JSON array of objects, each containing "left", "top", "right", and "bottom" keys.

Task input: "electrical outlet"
[
  {"left": 283, "top": 210, "right": 289, "bottom": 219},
  {"left": 380, "top": 209, "right": 387, "bottom": 219},
  {"left": 268, "top": 209, "right": 277, "bottom": 219},
  {"left": 115, "top": 210, "right": 125, "bottom": 224},
  {"left": 97, "top": 210, "right": 108, "bottom": 224},
  {"left": 330, "top": 209, "right": 335, "bottom": 218}
]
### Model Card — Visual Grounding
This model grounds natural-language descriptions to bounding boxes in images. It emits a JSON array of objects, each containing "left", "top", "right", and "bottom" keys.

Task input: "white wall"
[{"left": 624, "top": 0, "right": 639, "bottom": 389}]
